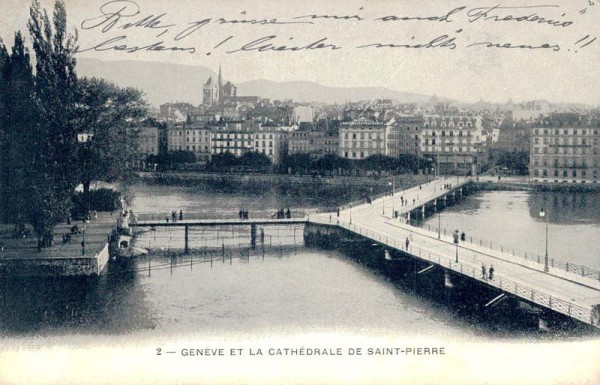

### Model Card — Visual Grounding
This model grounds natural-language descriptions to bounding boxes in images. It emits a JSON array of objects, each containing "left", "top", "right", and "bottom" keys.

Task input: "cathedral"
[{"left": 203, "top": 65, "right": 237, "bottom": 106}]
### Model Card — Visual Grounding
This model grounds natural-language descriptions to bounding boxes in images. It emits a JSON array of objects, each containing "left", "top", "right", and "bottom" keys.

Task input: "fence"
[
  {"left": 105, "top": 242, "right": 304, "bottom": 276},
  {"left": 420, "top": 223, "right": 600, "bottom": 282},
  {"left": 334, "top": 220, "right": 596, "bottom": 327}
]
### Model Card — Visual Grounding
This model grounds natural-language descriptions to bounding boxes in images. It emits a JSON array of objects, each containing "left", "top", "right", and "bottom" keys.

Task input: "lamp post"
[
  {"left": 540, "top": 207, "right": 549, "bottom": 272},
  {"left": 438, "top": 210, "right": 441, "bottom": 239},
  {"left": 81, "top": 222, "right": 86, "bottom": 256},
  {"left": 391, "top": 179, "right": 395, "bottom": 216},
  {"left": 453, "top": 230, "right": 459, "bottom": 263},
  {"left": 77, "top": 132, "right": 93, "bottom": 218},
  {"left": 349, "top": 204, "right": 352, "bottom": 225}
]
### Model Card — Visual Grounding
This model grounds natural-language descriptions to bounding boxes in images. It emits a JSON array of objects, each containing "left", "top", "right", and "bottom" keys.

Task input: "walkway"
[{"left": 311, "top": 177, "right": 600, "bottom": 327}]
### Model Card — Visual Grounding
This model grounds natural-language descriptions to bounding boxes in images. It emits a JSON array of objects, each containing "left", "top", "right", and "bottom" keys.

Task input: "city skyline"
[{"left": 2, "top": 0, "right": 600, "bottom": 104}]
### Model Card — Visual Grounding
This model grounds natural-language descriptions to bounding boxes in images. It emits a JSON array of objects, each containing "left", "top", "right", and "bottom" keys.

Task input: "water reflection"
[
  {"left": 528, "top": 191, "right": 600, "bottom": 225},
  {"left": 0, "top": 268, "right": 155, "bottom": 335},
  {"left": 422, "top": 190, "right": 600, "bottom": 268}
]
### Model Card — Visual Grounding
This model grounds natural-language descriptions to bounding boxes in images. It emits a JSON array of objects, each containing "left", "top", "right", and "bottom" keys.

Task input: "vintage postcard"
[{"left": 0, "top": 0, "right": 599, "bottom": 384}]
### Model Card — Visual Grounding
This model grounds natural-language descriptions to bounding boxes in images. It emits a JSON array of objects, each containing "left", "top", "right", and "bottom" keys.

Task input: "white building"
[{"left": 339, "top": 118, "right": 390, "bottom": 160}]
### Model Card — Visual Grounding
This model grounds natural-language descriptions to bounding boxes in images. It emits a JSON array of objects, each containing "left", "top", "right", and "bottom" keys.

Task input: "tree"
[
  {"left": 0, "top": 40, "right": 10, "bottom": 222},
  {"left": 311, "top": 154, "right": 348, "bottom": 173},
  {"left": 27, "top": 0, "right": 80, "bottom": 248},
  {"left": 0, "top": 32, "right": 38, "bottom": 230},
  {"left": 74, "top": 77, "right": 148, "bottom": 207},
  {"left": 239, "top": 151, "right": 272, "bottom": 168},
  {"left": 361, "top": 154, "right": 399, "bottom": 172},
  {"left": 397, "top": 154, "right": 420, "bottom": 173},
  {"left": 282, "top": 153, "right": 312, "bottom": 173}
]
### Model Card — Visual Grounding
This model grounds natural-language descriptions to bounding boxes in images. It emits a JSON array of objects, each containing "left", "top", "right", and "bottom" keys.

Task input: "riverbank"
[
  {"left": 134, "top": 171, "right": 432, "bottom": 209},
  {"left": 470, "top": 176, "right": 600, "bottom": 192},
  {"left": 0, "top": 212, "right": 117, "bottom": 276}
]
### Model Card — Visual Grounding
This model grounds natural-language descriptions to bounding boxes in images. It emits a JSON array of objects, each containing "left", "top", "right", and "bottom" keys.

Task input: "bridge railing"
[
  {"left": 133, "top": 211, "right": 311, "bottom": 223},
  {"left": 420, "top": 223, "right": 600, "bottom": 282},
  {"left": 335, "top": 220, "right": 597, "bottom": 327},
  {"left": 338, "top": 177, "right": 468, "bottom": 213}
]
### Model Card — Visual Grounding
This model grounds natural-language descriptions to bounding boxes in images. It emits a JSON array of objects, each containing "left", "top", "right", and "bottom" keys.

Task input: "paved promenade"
[{"left": 0, "top": 212, "right": 117, "bottom": 260}]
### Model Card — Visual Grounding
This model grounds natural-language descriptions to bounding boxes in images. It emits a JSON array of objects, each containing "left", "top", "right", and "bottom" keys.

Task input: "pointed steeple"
[{"left": 218, "top": 63, "right": 223, "bottom": 101}]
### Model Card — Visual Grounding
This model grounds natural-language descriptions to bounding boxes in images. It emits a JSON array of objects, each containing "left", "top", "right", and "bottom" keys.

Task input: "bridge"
[
  {"left": 127, "top": 177, "right": 600, "bottom": 329},
  {"left": 310, "top": 176, "right": 600, "bottom": 329}
]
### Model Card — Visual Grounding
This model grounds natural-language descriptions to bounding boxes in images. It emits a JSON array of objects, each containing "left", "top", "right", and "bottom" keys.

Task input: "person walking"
[
  {"left": 179, "top": 210, "right": 183, "bottom": 221},
  {"left": 405, "top": 237, "right": 410, "bottom": 251},
  {"left": 481, "top": 264, "right": 487, "bottom": 280},
  {"left": 489, "top": 265, "right": 494, "bottom": 280}
]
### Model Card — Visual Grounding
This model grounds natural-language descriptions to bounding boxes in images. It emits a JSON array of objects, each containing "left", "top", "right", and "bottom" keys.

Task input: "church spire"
[
  {"left": 218, "top": 63, "right": 222, "bottom": 87},
  {"left": 218, "top": 63, "right": 223, "bottom": 101}
]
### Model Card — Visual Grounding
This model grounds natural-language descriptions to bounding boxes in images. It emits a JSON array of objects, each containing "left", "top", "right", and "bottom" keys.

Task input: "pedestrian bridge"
[{"left": 310, "top": 177, "right": 600, "bottom": 329}]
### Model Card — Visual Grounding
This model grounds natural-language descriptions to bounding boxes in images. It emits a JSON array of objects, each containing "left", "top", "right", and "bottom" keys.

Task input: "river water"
[
  {"left": 1, "top": 183, "right": 599, "bottom": 342},
  {"left": 420, "top": 190, "right": 600, "bottom": 269}
]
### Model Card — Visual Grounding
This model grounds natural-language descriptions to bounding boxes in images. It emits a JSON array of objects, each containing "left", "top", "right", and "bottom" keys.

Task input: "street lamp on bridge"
[
  {"left": 384, "top": 180, "right": 395, "bottom": 217},
  {"left": 453, "top": 229, "right": 459, "bottom": 263},
  {"left": 438, "top": 210, "right": 441, "bottom": 239},
  {"left": 539, "top": 207, "right": 549, "bottom": 272}
]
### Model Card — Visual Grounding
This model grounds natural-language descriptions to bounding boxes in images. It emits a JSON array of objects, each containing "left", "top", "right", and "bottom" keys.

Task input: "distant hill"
[
  {"left": 235, "top": 79, "right": 432, "bottom": 105},
  {"left": 76, "top": 58, "right": 216, "bottom": 106},
  {"left": 76, "top": 58, "right": 433, "bottom": 106}
]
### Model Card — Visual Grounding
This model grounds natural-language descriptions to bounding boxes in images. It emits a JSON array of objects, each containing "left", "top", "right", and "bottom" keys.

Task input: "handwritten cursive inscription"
[
  {"left": 375, "top": 7, "right": 466, "bottom": 23},
  {"left": 81, "top": 0, "right": 175, "bottom": 32},
  {"left": 226, "top": 36, "right": 341, "bottom": 53},
  {"left": 466, "top": 5, "right": 573, "bottom": 27},
  {"left": 358, "top": 31, "right": 462, "bottom": 50},
  {"left": 76, "top": 1, "right": 594, "bottom": 57},
  {"left": 77, "top": 35, "right": 196, "bottom": 53}
]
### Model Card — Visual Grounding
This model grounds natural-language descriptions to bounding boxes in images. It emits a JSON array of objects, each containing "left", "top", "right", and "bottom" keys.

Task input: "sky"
[{"left": 1, "top": 0, "right": 600, "bottom": 104}]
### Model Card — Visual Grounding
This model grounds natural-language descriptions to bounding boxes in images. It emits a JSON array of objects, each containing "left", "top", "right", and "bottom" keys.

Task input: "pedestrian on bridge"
[
  {"left": 405, "top": 237, "right": 410, "bottom": 251},
  {"left": 489, "top": 265, "right": 494, "bottom": 280},
  {"left": 482, "top": 264, "right": 487, "bottom": 280},
  {"left": 179, "top": 210, "right": 183, "bottom": 221}
]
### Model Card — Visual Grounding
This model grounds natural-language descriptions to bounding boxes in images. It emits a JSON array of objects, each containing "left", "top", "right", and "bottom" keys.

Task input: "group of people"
[
  {"left": 239, "top": 209, "right": 250, "bottom": 220},
  {"left": 482, "top": 264, "right": 495, "bottom": 280},
  {"left": 443, "top": 183, "right": 453, "bottom": 190},
  {"left": 166, "top": 210, "right": 183, "bottom": 223},
  {"left": 398, "top": 196, "right": 416, "bottom": 207},
  {"left": 273, "top": 208, "right": 291, "bottom": 219},
  {"left": 62, "top": 224, "right": 82, "bottom": 244}
]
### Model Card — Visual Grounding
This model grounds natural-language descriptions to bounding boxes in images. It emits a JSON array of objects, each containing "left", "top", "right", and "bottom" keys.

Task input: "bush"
[{"left": 71, "top": 188, "right": 121, "bottom": 217}]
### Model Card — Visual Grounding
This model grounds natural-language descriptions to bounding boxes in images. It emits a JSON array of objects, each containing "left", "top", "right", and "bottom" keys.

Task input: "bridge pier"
[
  {"left": 184, "top": 225, "right": 189, "bottom": 254},
  {"left": 250, "top": 224, "right": 257, "bottom": 249}
]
